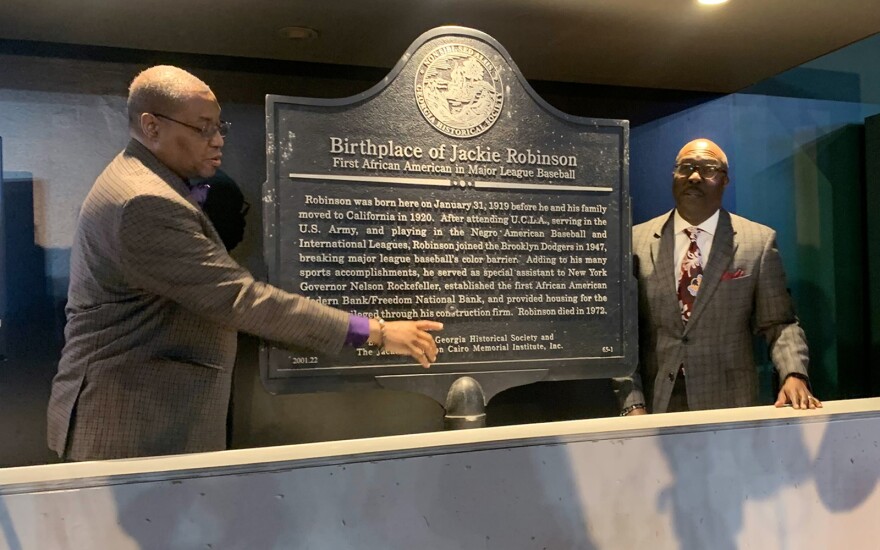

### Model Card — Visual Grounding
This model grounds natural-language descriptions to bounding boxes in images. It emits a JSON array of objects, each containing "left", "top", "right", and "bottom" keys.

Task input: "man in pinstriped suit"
[
  {"left": 48, "top": 65, "right": 442, "bottom": 461},
  {"left": 614, "top": 139, "right": 820, "bottom": 415}
]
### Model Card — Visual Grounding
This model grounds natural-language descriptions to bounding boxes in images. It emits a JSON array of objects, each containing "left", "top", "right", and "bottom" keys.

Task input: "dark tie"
[{"left": 677, "top": 227, "right": 703, "bottom": 323}]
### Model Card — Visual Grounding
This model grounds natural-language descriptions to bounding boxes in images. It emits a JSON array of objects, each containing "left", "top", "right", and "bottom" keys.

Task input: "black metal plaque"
[{"left": 261, "top": 27, "right": 636, "bottom": 395}]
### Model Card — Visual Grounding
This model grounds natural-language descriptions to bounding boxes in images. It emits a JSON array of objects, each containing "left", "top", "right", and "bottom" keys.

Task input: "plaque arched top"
[{"left": 266, "top": 26, "right": 628, "bottom": 130}]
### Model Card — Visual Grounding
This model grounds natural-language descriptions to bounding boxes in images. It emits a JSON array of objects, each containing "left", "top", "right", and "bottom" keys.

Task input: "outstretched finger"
[{"left": 415, "top": 320, "right": 444, "bottom": 332}]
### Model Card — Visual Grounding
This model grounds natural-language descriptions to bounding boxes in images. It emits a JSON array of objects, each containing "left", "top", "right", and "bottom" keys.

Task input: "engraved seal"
[{"left": 414, "top": 43, "right": 503, "bottom": 138}]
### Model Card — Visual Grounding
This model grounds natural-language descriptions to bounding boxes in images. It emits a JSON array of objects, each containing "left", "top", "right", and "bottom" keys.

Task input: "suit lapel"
[
  {"left": 685, "top": 209, "right": 737, "bottom": 332},
  {"left": 649, "top": 213, "right": 681, "bottom": 329}
]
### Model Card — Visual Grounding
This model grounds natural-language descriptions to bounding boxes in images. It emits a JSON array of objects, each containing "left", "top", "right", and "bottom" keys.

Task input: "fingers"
[
  {"left": 415, "top": 320, "right": 444, "bottom": 332},
  {"left": 408, "top": 342, "right": 431, "bottom": 368},
  {"left": 416, "top": 329, "right": 437, "bottom": 348},
  {"left": 404, "top": 323, "right": 438, "bottom": 363},
  {"left": 775, "top": 385, "right": 822, "bottom": 410},
  {"left": 789, "top": 387, "right": 810, "bottom": 409},
  {"left": 774, "top": 391, "right": 786, "bottom": 408},
  {"left": 382, "top": 319, "right": 441, "bottom": 367},
  {"left": 412, "top": 331, "right": 438, "bottom": 364}
]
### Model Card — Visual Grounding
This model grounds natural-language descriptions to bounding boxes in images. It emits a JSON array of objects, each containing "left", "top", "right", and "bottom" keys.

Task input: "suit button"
[
  {"left": 667, "top": 372, "right": 675, "bottom": 382},
  {"left": 681, "top": 336, "right": 689, "bottom": 343}
]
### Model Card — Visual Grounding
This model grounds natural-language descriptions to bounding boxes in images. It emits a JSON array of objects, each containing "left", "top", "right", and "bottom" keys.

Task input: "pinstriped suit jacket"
[
  {"left": 48, "top": 139, "right": 350, "bottom": 460},
  {"left": 615, "top": 209, "right": 809, "bottom": 413}
]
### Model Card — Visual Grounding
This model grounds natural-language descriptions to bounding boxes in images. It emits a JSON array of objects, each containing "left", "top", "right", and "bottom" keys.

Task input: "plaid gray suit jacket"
[
  {"left": 614, "top": 209, "right": 809, "bottom": 413},
  {"left": 48, "top": 140, "right": 350, "bottom": 460}
]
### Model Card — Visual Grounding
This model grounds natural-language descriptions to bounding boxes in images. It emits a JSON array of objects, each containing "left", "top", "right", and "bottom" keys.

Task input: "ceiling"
[{"left": 1, "top": 0, "right": 879, "bottom": 93}]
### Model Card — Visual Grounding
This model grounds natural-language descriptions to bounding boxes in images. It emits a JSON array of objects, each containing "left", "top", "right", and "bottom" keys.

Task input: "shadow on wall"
[
  {"left": 110, "top": 440, "right": 597, "bottom": 549},
  {"left": 0, "top": 173, "right": 68, "bottom": 467},
  {"left": 0, "top": 496, "right": 23, "bottom": 550},
  {"left": 659, "top": 412, "right": 880, "bottom": 549}
]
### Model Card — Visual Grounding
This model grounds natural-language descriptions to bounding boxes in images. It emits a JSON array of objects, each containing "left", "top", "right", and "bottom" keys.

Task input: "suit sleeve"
[
  {"left": 753, "top": 231, "right": 810, "bottom": 383},
  {"left": 611, "top": 372, "right": 646, "bottom": 412},
  {"left": 611, "top": 236, "right": 648, "bottom": 412},
  {"left": 118, "top": 194, "right": 350, "bottom": 354}
]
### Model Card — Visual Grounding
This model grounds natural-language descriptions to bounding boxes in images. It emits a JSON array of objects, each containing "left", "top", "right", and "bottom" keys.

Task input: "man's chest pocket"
[{"left": 713, "top": 274, "right": 755, "bottom": 315}]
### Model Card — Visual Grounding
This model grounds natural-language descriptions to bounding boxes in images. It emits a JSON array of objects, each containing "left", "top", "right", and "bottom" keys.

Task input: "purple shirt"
[
  {"left": 345, "top": 314, "right": 370, "bottom": 347},
  {"left": 189, "top": 181, "right": 211, "bottom": 206}
]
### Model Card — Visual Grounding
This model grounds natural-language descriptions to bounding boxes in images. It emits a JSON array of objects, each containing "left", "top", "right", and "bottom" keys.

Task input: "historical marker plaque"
[{"left": 262, "top": 27, "right": 636, "bottom": 394}]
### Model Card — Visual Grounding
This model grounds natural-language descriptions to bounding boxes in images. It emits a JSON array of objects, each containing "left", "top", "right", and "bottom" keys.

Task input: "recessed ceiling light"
[
  {"left": 279, "top": 26, "right": 319, "bottom": 40},
  {"left": 698, "top": 0, "right": 729, "bottom": 4}
]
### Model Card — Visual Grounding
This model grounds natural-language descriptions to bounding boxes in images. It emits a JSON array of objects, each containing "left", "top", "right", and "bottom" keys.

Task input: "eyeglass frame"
[
  {"left": 150, "top": 112, "right": 230, "bottom": 139},
  {"left": 673, "top": 162, "right": 727, "bottom": 179}
]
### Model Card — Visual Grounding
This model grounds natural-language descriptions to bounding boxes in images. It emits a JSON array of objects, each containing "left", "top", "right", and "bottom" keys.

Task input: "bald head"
[
  {"left": 127, "top": 65, "right": 213, "bottom": 133},
  {"left": 675, "top": 139, "right": 728, "bottom": 170},
  {"left": 672, "top": 138, "right": 730, "bottom": 225},
  {"left": 127, "top": 65, "right": 224, "bottom": 180}
]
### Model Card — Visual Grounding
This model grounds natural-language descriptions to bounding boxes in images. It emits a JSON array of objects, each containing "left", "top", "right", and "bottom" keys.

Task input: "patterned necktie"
[{"left": 678, "top": 227, "right": 703, "bottom": 323}]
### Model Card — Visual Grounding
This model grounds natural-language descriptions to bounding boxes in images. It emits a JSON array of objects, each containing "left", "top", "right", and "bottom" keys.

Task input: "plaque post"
[{"left": 443, "top": 376, "right": 486, "bottom": 429}]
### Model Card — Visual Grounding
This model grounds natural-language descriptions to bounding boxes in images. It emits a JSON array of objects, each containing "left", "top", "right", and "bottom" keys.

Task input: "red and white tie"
[{"left": 678, "top": 227, "right": 703, "bottom": 323}]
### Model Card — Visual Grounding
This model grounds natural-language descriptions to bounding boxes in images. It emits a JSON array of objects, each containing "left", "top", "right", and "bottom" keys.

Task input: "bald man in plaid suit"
[
  {"left": 48, "top": 66, "right": 442, "bottom": 461},
  {"left": 614, "top": 139, "right": 820, "bottom": 416}
]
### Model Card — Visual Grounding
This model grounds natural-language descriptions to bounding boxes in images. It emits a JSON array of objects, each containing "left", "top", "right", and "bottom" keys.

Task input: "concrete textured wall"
[{"left": 2, "top": 400, "right": 878, "bottom": 549}]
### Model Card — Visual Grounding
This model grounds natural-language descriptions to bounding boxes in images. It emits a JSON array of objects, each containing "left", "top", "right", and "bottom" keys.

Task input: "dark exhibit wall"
[
  {"left": 2, "top": 36, "right": 878, "bottom": 467},
  {"left": 0, "top": 42, "right": 716, "bottom": 467}
]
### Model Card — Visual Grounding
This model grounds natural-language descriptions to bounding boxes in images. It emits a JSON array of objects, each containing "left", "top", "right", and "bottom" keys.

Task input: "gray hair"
[{"left": 127, "top": 65, "right": 211, "bottom": 130}]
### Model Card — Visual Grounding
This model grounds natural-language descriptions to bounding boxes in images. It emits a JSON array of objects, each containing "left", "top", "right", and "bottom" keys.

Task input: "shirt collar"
[{"left": 673, "top": 208, "right": 720, "bottom": 237}]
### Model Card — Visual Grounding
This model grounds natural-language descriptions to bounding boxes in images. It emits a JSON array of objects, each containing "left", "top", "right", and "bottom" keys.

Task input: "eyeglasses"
[
  {"left": 241, "top": 200, "right": 250, "bottom": 216},
  {"left": 151, "top": 113, "right": 230, "bottom": 139},
  {"left": 674, "top": 163, "right": 727, "bottom": 179}
]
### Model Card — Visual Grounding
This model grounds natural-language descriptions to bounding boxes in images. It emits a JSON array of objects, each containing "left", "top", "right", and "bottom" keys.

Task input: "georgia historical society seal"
[{"left": 414, "top": 43, "right": 504, "bottom": 138}]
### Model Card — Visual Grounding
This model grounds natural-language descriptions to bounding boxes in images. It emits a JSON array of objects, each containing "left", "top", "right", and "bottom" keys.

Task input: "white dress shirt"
[{"left": 673, "top": 209, "right": 720, "bottom": 290}]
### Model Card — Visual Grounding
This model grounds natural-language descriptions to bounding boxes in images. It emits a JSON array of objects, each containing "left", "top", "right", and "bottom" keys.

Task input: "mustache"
[{"left": 679, "top": 184, "right": 704, "bottom": 195}]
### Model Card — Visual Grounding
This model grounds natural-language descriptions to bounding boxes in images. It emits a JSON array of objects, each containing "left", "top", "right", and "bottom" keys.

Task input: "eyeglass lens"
[{"left": 676, "top": 163, "right": 722, "bottom": 177}]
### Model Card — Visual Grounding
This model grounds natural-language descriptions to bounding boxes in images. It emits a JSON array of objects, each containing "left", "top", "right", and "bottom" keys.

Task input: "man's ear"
[{"left": 140, "top": 113, "right": 159, "bottom": 140}]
